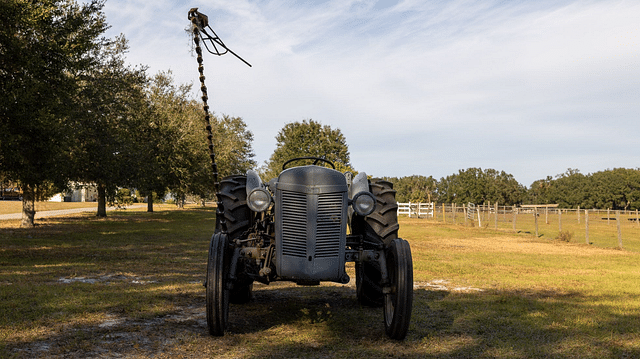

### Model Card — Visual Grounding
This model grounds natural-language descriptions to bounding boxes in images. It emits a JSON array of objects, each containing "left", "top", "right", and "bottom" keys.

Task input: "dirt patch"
[
  {"left": 415, "top": 280, "right": 483, "bottom": 292},
  {"left": 57, "top": 274, "right": 159, "bottom": 285}
]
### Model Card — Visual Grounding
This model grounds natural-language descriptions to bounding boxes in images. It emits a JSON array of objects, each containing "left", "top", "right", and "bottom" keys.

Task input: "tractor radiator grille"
[
  {"left": 315, "top": 193, "right": 343, "bottom": 258},
  {"left": 280, "top": 191, "right": 344, "bottom": 259},
  {"left": 281, "top": 191, "right": 308, "bottom": 258}
]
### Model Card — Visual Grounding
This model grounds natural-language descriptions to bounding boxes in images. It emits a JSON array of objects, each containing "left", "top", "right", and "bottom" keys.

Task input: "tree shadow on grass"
[
  {"left": 5, "top": 280, "right": 640, "bottom": 359},
  {"left": 222, "top": 285, "right": 640, "bottom": 359}
]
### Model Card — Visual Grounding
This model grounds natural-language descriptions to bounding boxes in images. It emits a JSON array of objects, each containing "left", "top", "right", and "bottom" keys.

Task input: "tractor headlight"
[
  {"left": 351, "top": 191, "right": 376, "bottom": 216},
  {"left": 247, "top": 188, "right": 272, "bottom": 212}
]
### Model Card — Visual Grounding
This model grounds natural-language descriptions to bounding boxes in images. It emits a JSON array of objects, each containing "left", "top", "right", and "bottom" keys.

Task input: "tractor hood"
[{"left": 275, "top": 165, "right": 347, "bottom": 193}]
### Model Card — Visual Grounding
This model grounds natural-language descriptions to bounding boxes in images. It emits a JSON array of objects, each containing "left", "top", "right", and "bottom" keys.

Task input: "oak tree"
[
  {"left": 261, "top": 119, "right": 352, "bottom": 179},
  {"left": 0, "top": 0, "right": 110, "bottom": 226}
]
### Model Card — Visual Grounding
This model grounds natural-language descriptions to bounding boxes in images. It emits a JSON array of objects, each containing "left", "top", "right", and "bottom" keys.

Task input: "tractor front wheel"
[
  {"left": 206, "top": 233, "right": 231, "bottom": 336},
  {"left": 383, "top": 238, "right": 413, "bottom": 340}
]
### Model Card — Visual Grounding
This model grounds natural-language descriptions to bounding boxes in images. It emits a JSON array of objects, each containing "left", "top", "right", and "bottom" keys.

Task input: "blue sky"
[{"left": 98, "top": 0, "right": 640, "bottom": 186}]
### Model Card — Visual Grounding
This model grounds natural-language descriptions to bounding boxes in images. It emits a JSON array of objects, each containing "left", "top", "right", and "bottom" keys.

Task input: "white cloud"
[{"left": 97, "top": 0, "right": 640, "bottom": 185}]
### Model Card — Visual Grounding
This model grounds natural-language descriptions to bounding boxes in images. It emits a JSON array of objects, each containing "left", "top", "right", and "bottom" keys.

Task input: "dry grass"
[{"left": 1, "top": 210, "right": 639, "bottom": 358}]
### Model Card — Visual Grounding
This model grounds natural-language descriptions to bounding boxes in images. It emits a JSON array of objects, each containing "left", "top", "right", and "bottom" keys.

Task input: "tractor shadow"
[{"left": 226, "top": 282, "right": 454, "bottom": 339}]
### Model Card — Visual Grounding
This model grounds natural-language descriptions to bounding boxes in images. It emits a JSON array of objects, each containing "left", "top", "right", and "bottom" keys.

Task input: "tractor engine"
[{"left": 273, "top": 165, "right": 349, "bottom": 284}]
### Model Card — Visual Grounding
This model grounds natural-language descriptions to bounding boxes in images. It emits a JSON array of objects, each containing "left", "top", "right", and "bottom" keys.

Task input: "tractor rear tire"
[
  {"left": 355, "top": 179, "right": 399, "bottom": 307},
  {"left": 355, "top": 261, "right": 383, "bottom": 307},
  {"left": 215, "top": 175, "right": 253, "bottom": 240},
  {"left": 366, "top": 179, "right": 399, "bottom": 245},
  {"left": 215, "top": 175, "right": 253, "bottom": 304}
]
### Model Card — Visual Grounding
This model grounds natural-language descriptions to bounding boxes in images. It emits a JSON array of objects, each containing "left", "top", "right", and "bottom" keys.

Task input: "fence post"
[
  {"left": 607, "top": 208, "right": 610, "bottom": 225},
  {"left": 494, "top": 202, "right": 498, "bottom": 229},
  {"left": 452, "top": 203, "right": 456, "bottom": 224},
  {"left": 545, "top": 206, "right": 549, "bottom": 224},
  {"left": 484, "top": 202, "right": 488, "bottom": 225},
  {"left": 485, "top": 202, "right": 488, "bottom": 224},
  {"left": 636, "top": 209, "right": 639, "bottom": 228},
  {"left": 559, "top": 209, "right": 562, "bottom": 232},
  {"left": 513, "top": 207, "right": 517, "bottom": 232},
  {"left": 442, "top": 204, "right": 446, "bottom": 223},
  {"left": 477, "top": 206, "right": 482, "bottom": 228},
  {"left": 464, "top": 204, "right": 467, "bottom": 226},
  {"left": 577, "top": 206, "right": 580, "bottom": 224},
  {"left": 616, "top": 211, "right": 623, "bottom": 250},
  {"left": 585, "top": 210, "right": 589, "bottom": 244},
  {"left": 534, "top": 208, "right": 539, "bottom": 237}
]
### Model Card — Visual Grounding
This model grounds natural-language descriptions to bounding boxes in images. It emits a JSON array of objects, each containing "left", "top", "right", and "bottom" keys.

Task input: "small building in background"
[{"left": 49, "top": 184, "right": 98, "bottom": 202}]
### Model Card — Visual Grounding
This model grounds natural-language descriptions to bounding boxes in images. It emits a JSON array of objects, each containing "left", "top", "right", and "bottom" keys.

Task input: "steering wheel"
[{"left": 282, "top": 156, "right": 336, "bottom": 170}]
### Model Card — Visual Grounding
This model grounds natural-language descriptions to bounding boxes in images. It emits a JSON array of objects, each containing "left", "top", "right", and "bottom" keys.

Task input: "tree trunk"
[
  {"left": 147, "top": 195, "right": 153, "bottom": 212},
  {"left": 97, "top": 184, "right": 107, "bottom": 217},
  {"left": 177, "top": 195, "right": 185, "bottom": 208},
  {"left": 21, "top": 185, "right": 36, "bottom": 228}
]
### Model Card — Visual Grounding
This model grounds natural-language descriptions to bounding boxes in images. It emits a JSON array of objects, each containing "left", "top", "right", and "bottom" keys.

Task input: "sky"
[{"left": 97, "top": 0, "right": 640, "bottom": 186}]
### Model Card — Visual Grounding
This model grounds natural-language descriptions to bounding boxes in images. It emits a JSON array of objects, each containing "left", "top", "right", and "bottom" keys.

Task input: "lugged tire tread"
[
  {"left": 378, "top": 223, "right": 400, "bottom": 239},
  {"left": 367, "top": 178, "right": 399, "bottom": 244},
  {"left": 215, "top": 175, "right": 253, "bottom": 305},
  {"left": 355, "top": 178, "right": 400, "bottom": 307},
  {"left": 377, "top": 204, "right": 399, "bottom": 216},
  {"left": 366, "top": 212, "right": 389, "bottom": 227},
  {"left": 216, "top": 175, "right": 252, "bottom": 241}
]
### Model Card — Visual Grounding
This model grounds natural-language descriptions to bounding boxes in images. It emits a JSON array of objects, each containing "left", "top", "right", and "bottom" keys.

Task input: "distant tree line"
[
  {"left": 1, "top": 0, "right": 255, "bottom": 226},
  {"left": 528, "top": 168, "right": 640, "bottom": 210},
  {"left": 381, "top": 168, "right": 526, "bottom": 206},
  {"left": 384, "top": 167, "right": 640, "bottom": 210}
]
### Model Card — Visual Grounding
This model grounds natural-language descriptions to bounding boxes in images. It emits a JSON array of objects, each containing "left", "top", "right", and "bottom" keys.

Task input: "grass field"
[{"left": 1, "top": 209, "right": 639, "bottom": 358}]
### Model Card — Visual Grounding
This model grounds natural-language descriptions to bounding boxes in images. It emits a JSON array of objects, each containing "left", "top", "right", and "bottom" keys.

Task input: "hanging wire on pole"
[{"left": 188, "top": 8, "right": 252, "bottom": 67}]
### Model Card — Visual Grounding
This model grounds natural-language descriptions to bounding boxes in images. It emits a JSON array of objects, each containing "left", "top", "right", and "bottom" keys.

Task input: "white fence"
[{"left": 397, "top": 202, "right": 434, "bottom": 218}]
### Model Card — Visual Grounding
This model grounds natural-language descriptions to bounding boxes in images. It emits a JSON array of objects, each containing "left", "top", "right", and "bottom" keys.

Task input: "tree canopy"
[
  {"left": 143, "top": 71, "right": 256, "bottom": 206},
  {"left": 260, "top": 119, "right": 353, "bottom": 179},
  {"left": 526, "top": 168, "right": 640, "bottom": 210},
  {"left": 382, "top": 175, "right": 438, "bottom": 203},
  {"left": 435, "top": 168, "right": 527, "bottom": 206},
  {"left": 70, "top": 35, "right": 149, "bottom": 216},
  {"left": 0, "top": 0, "right": 110, "bottom": 225}
]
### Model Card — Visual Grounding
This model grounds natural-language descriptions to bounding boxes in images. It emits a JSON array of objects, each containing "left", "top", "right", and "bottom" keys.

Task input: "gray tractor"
[
  {"left": 187, "top": 8, "right": 413, "bottom": 340},
  {"left": 206, "top": 157, "right": 414, "bottom": 340}
]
